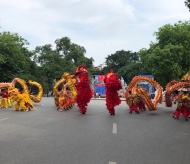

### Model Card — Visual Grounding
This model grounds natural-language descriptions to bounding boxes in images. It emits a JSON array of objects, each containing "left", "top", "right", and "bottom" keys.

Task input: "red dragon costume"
[
  {"left": 74, "top": 65, "right": 93, "bottom": 114},
  {"left": 104, "top": 70, "right": 122, "bottom": 115}
]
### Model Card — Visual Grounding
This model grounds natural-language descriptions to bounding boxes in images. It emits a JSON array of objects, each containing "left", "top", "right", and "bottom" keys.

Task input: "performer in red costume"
[
  {"left": 137, "top": 95, "right": 146, "bottom": 111},
  {"left": 126, "top": 91, "right": 140, "bottom": 114},
  {"left": 74, "top": 65, "right": 93, "bottom": 114},
  {"left": 173, "top": 90, "right": 190, "bottom": 121},
  {"left": 104, "top": 70, "right": 122, "bottom": 115}
]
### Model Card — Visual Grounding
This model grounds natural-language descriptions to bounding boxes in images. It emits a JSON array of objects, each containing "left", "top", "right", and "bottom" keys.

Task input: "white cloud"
[{"left": 0, "top": 0, "right": 189, "bottom": 66}]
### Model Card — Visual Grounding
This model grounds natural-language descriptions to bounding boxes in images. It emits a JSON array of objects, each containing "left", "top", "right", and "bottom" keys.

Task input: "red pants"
[
  {"left": 173, "top": 110, "right": 181, "bottom": 119},
  {"left": 129, "top": 102, "right": 139, "bottom": 113},
  {"left": 173, "top": 105, "right": 189, "bottom": 119},
  {"left": 138, "top": 100, "right": 146, "bottom": 110}
]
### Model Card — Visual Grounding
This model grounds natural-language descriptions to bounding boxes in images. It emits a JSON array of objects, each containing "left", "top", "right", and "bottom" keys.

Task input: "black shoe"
[
  {"left": 129, "top": 112, "right": 132, "bottom": 114},
  {"left": 136, "top": 112, "right": 140, "bottom": 114},
  {"left": 110, "top": 112, "right": 115, "bottom": 116}
]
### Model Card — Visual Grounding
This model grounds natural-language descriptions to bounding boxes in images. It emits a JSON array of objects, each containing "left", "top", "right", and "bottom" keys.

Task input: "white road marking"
[
  {"left": 112, "top": 123, "right": 117, "bottom": 134},
  {"left": 0, "top": 118, "right": 9, "bottom": 122},
  {"left": 109, "top": 162, "right": 116, "bottom": 164}
]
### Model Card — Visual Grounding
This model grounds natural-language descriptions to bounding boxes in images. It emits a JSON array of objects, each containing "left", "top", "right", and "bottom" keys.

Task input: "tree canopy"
[
  {"left": 139, "top": 21, "right": 190, "bottom": 87},
  {"left": 0, "top": 32, "right": 94, "bottom": 91},
  {"left": 103, "top": 50, "right": 143, "bottom": 84},
  {"left": 34, "top": 37, "right": 94, "bottom": 90},
  {"left": 185, "top": 0, "right": 190, "bottom": 11},
  {"left": 0, "top": 32, "right": 38, "bottom": 82},
  {"left": 102, "top": 21, "right": 190, "bottom": 88},
  {"left": 1, "top": 19, "right": 190, "bottom": 90}
]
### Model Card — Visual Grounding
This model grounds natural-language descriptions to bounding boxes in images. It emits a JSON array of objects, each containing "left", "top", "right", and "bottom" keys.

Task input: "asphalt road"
[{"left": 0, "top": 97, "right": 189, "bottom": 164}]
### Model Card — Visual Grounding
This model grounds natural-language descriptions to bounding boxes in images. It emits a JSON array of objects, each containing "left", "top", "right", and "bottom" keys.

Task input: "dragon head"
[{"left": 74, "top": 64, "right": 88, "bottom": 76}]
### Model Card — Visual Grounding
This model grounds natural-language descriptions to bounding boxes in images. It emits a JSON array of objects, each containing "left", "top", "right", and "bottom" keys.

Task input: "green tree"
[
  {"left": 55, "top": 37, "right": 71, "bottom": 57},
  {"left": 139, "top": 21, "right": 190, "bottom": 87},
  {"left": 185, "top": 0, "right": 190, "bottom": 11},
  {"left": 116, "top": 63, "right": 144, "bottom": 85},
  {"left": 105, "top": 50, "right": 140, "bottom": 73},
  {"left": 55, "top": 37, "right": 94, "bottom": 74},
  {"left": 0, "top": 32, "right": 38, "bottom": 82},
  {"left": 104, "top": 50, "right": 142, "bottom": 83},
  {"left": 34, "top": 44, "right": 76, "bottom": 91},
  {"left": 34, "top": 36, "right": 95, "bottom": 90}
]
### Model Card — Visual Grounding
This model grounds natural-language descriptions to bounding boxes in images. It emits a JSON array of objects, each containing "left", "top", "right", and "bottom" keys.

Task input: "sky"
[{"left": 0, "top": 0, "right": 189, "bottom": 66}]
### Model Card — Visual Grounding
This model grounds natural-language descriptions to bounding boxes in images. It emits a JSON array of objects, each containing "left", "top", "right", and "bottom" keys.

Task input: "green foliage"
[
  {"left": 34, "top": 45, "right": 74, "bottom": 90},
  {"left": 2, "top": 20, "right": 190, "bottom": 91},
  {"left": 0, "top": 32, "right": 94, "bottom": 91},
  {"left": 34, "top": 37, "right": 94, "bottom": 90},
  {"left": 55, "top": 37, "right": 71, "bottom": 56},
  {"left": 55, "top": 37, "right": 93, "bottom": 69},
  {"left": 185, "top": 0, "right": 190, "bottom": 11},
  {"left": 0, "top": 32, "right": 37, "bottom": 82},
  {"left": 91, "top": 69, "right": 105, "bottom": 75},
  {"left": 104, "top": 50, "right": 142, "bottom": 84},
  {"left": 116, "top": 63, "right": 144, "bottom": 84},
  {"left": 139, "top": 21, "right": 190, "bottom": 87},
  {"left": 105, "top": 50, "right": 140, "bottom": 73}
]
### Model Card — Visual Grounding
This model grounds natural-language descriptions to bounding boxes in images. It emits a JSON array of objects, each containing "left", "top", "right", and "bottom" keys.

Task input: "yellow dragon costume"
[
  {"left": 53, "top": 72, "right": 77, "bottom": 111},
  {"left": 0, "top": 78, "right": 43, "bottom": 111}
]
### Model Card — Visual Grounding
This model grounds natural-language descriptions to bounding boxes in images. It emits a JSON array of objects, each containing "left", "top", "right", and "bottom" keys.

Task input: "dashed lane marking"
[
  {"left": 109, "top": 162, "right": 116, "bottom": 164},
  {"left": 112, "top": 123, "right": 117, "bottom": 134},
  {"left": 0, "top": 118, "right": 9, "bottom": 122}
]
